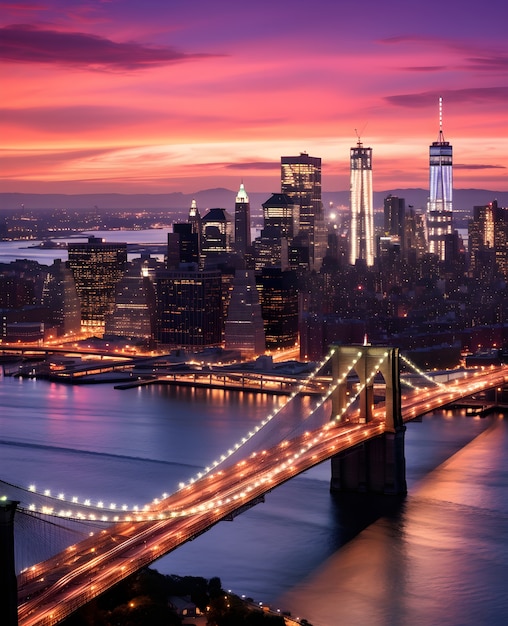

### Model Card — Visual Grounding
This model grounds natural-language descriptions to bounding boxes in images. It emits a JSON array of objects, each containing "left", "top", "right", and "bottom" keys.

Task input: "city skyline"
[{"left": 1, "top": 0, "right": 508, "bottom": 195}]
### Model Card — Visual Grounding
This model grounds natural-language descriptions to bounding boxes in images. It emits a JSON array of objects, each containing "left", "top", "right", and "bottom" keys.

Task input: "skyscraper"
[
  {"left": 188, "top": 199, "right": 202, "bottom": 236},
  {"left": 201, "top": 208, "right": 234, "bottom": 257},
  {"left": 427, "top": 97, "right": 453, "bottom": 261},
  {"left": 281, "top": 153, "right": 326, "bottom": 271},
  {"left": 234, "top": 182, "right": 251, "bottom": 256},
  {"left": 168, "top": 223, "right": 200, "bottom": 268},
  {"left": 67, "top": 236, "right": 127, "bottom": 333},
  {"left": 105, "top": 266, "right": 156, "bottom": 341},
  {"left": 261, "top": 193, "right": 298, "bottom": 238},
  {"left": 468, "top": 200, "right": 508, "bottom": 280},
  {"left": 154, "top": 265, "right": 222, "bottom": 349},
  {"left": 349, "top": 138, "right": 374, "bottom": 266},
  {"left": 224, "top": 269, "right": 265, "bottom": 357},
  {"left": 383, "top": 194, "right": 406, "bottom": 256},
  {"left": 41, "top": 259, "right": 81, "bottom": 337},
  {"left": 257, "top": 268, "right": 299, "bottom": 350}
]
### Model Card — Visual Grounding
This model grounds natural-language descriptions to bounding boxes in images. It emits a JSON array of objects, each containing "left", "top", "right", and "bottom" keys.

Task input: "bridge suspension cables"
[
  {"left": 5, "top": 348, "right": 477, "bottom": 533},
  {"left": 13, "top": 506, "right": 103, "bottom": 574},
  {"left": 9, "top": 345, "right": 464, "bottom": 576},
  {"left": 399, "top": 352, "right": 448, "bottom": 389},
  {"left": 1, "top": 346, "right": 371, "bottom": 531},
  {"left": 174, "top": 346, "right": 384, "bottom": 484}
]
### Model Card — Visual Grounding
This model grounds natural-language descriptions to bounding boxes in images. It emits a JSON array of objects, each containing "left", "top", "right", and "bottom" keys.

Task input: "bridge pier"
[
  {"left": 329, "top": 345, "right": 407, "bottom": 495},
  {"left": 0, "top": 499, "right": 19, "bottom": 626},
  {"left": 330, "top": 428, "right": 407, "bottom": 495}
]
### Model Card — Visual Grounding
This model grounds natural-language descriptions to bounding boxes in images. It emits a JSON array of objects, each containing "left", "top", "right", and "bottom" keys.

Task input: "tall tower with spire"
[
  {"left": 427, "top": 97, "right": 453, "bottom": 260},
  {"left": 234, "top": 182, "right": 251, "bottom": 257},
  {"left": 188, "top": 199, "right": 201, "bottom": 236},
  {"left": 349, "top": 136, "right": 374, "bottom": 266}
]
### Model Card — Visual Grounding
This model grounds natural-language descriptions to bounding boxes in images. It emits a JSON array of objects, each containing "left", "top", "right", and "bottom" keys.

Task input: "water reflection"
[{"left": 278, "top": 419, "right": 508, "bottom": 626}]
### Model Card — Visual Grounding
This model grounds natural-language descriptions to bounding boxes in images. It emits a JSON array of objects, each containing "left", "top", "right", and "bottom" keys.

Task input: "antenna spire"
[{"left": 438, "top": 96, "right": 445, "bottom": 141}]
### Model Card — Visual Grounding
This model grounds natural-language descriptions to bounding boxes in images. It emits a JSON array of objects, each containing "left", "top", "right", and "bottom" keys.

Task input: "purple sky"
[{"left": 1, "top": 0, "right": 508, "bottom": 194}]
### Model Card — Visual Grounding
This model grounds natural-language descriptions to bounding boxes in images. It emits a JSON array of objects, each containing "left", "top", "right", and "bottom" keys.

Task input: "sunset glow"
[{"left": 2, "top": 0, "right": 508, "bottom": 194}]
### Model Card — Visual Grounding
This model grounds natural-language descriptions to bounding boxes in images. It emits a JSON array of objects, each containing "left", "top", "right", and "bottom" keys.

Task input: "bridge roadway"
[{"left": 16, "top": 365, "right": 508, "bottom": 626}]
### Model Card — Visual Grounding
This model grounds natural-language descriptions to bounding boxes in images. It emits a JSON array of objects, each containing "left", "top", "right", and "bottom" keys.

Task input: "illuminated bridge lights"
[
  {"left": 173, "top": 348, "right": 353, "bottom": 492},
  {"left": 16, "top": 357, "right": 506, "bottom": 536}
]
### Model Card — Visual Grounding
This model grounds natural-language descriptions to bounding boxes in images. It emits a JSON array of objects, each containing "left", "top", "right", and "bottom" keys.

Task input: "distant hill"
[{"left": 1, "top": 188, "right": 507, "bottom": 216}]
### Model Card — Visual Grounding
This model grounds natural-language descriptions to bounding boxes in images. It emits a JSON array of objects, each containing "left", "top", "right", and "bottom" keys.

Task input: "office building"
[
  {"left": 41, "top": 259, "right": 81, "bottom": 337},
  {"left": 469, "top": 200, "right": 508, "bottom": 279},
  {"left": 427, "top": 97, "right": 453, "bottom": 261},
  {"left": 234, "top": 182, "right": 251, "bottom": 257},
  {"left": 404, "top": 207, "right": 427, "bottom": 262},
  {"left": 224, "top": 270, "right": 265, "bottom": 357},
  {"left": 105, "top": 265, "right": 156, "bottom": 341},
  {"left": 168, "top": 223, "right": 200, "bottom": 268},
  {"left": 349, "top": 138, "right": 374, "bottom": 266},
  {"left": 188, "top": 199, "right": 202, "bottom": 236},
  {"left": 384, "top": 194, "right": 406, "bottom": 252},
  {"left": 154, "top": 264, "right": 222, "bottom": 349},
  {"left": 256, "top": 268, "right": 299, "bottom": 350},
  {"left": 67, "top": 236, "right": 127, "bottom": 333},
  {"left": 0, "top": 274, "right": 35, "bottom": 309},
  {"left": 262, "top": 193, "right": 298, "bottom": 238},
  {"left": 201, "top": 208, "right": 234, "bottom": 257},
  {"left": 281, "top": 153, "right": 326, "bottom": 271}
]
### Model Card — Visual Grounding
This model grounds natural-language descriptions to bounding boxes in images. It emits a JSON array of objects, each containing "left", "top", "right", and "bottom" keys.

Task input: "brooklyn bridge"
[{"left": 2, "top": 345, "right": 507, "bottom": 626}]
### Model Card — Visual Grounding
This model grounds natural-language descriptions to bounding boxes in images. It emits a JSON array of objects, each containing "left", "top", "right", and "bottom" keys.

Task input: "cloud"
[
  {"left": 454, "top": 164, "right": 506, "bottom": 170},
  {"left": 1, "top": 105, "right": 172, "bottom": 133},
  {"left": 378, "top": 35, "right": 438, "bottom": 46},
  {"left": 0, "top": 146, "right": 120, "bottom": 165},
  {"left": 463, "top": 56, "right": 508, "bottom": 72},
  {"left": 402, "top": 66, "right": 447, "bottom": 72},
  {"left": 385, "top": 87, "right": 508, "bottom": 108},
  {"left": 226, "top": 161, "right": 278, "bottom": 171},
  {"left": 0, "top": 24, "right": 220, "bottom": 70}
]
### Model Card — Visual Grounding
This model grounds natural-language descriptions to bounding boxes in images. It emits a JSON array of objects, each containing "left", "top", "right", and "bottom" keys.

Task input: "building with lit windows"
[
  {"left": 224, "top": 270, "right": 265, "bottom": 357},
  {"left": 105, "top": 266, "right": 156, "bottom": 341},
  {"left": 404, "top": 207, "right": 427, "bottom": 262},
  {"left": 41, "top": 259, "right": 81, "bottom": 337},
  {"left": 383, "top": 194, "right": 405, "bottom": 253},
  {"left": 154, "top": 264, "right": 222, "bottom": 349},
  {"left": 234, "top": 183, "right": 251, "bottom": 257},
  {"left": 168, "top": 223, "right": 200, "bottom": 268},
  {"left": 281, "top": 153, "right": 326, "bottom": 271},
  {"left": 188, "top": 199, "right": 202, "bottom": 237},
  {"left": 427, "top": 97, "right": 453, "bottom": 261},
  {"left": 67, "top": 236, "right": 127, "bottom": 334},
  {"left": 262, "top": 193, "right": 298, "bottom": 238},
  {"left": 349, "top": 139, "right": 374, "bottom": 266},
  {"left": 469, "top": 200, "right": 508, "bottom": 280},
  {"left": 256, "top": 268, "right": 299, "bottom": 350},
  {"left": 200, "top": 208, "right": 234, "bottom": 258}
]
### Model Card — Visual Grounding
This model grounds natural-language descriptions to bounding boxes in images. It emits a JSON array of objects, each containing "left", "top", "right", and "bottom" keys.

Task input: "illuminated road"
[{"left": 16, "top": 364, "right": 508, "bottom": 626}]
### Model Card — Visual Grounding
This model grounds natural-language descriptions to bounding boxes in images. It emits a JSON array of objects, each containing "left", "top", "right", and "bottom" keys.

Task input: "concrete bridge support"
[
  {"left": 329, "top": 345, "right": 407, "bottom": 495},
  {"left": 0, "top": 499, "right": 19, "bottom": 626},
  {"left": 330, "top": 428, "right": 407, "bottom": 495}
]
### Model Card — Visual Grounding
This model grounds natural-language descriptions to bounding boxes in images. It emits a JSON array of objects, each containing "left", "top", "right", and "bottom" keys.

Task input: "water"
[
  {"left": 0, "top": 229, "right": 167, "bottom": 265},
  {"left": 1, "top": 375, "right": 507, "bottom": 625}
]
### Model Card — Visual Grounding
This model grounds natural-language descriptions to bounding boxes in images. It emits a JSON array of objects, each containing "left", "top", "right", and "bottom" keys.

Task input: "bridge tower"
[
  {"left": 329, "top": 345, "right": 407, "bottom": 495},
  {"left": 0, "top": 499, "right": 19, "bottom": 626}
]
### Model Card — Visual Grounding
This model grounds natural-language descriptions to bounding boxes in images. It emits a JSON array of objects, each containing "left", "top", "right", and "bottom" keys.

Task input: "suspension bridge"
[{"left": 2, "top": 344, "right": 508, "bottom": 626}]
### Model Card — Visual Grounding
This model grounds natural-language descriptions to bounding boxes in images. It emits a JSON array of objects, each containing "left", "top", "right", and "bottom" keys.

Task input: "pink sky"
[{"left": 1, "top": 0, "right": 508, "bottom": 195}]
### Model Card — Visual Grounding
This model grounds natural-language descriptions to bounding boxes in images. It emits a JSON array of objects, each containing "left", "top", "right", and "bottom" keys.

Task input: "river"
[{"left": 1, "top": 375, "right": 507, "bottom": 626}]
